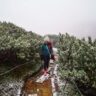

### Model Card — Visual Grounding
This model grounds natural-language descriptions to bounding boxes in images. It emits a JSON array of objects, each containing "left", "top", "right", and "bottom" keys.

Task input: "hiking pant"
[{"left": 43, "top": 55, "right": 50, "bottom": 70}]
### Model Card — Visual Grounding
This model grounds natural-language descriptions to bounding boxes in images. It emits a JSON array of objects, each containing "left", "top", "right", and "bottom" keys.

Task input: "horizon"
[
  {"left": 0, "top": 0, "right": 96, "bottom": 39},
  {"left": 0, "top": 20, "right": 95, "bottom": 40}
]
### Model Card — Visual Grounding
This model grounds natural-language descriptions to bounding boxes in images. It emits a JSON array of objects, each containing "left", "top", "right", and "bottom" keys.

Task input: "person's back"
[
  {"left": 41, "top": 43, "right": 50, "bottom": 56},
  {"left": 40, "top": 41, "right": 50, "bottom": 75},
  {"left": 47, "top": 41, "right": 55, "bottom": 61},
  {"left": 47, "top": 41, "right": 53, "bottom": 54}
]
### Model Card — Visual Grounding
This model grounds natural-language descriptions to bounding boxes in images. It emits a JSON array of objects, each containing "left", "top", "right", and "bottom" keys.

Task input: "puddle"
[{"left": 22, "top": 79, "right": 53, "bottom": 96}]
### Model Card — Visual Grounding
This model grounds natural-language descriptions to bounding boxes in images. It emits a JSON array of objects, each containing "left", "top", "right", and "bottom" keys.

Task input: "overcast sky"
[{"left": 0, "top": 0, "right": 96, "bottom": 38}]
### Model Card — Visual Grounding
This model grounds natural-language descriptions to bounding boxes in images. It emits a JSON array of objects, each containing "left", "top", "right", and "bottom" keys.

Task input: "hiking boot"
[
  {"left": 44, "top": 70, "right": 47, "bottom": 76},
  {"left": 42, "top": 69, "right": 45, "bottom": 72}
]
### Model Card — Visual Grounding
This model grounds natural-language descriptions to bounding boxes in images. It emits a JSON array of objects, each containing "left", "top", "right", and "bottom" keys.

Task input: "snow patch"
[{"left": 36, "top": 74, "right": 49, "bottom": 83}]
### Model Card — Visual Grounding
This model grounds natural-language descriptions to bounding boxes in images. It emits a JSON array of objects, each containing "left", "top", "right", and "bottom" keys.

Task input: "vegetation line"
[{"left": 0, "top": 61, "right": 33, "bottom": 76}]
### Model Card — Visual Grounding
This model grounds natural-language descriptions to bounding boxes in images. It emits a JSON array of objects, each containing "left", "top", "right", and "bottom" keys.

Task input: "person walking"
[
  {"left": 40, "top": 37, "right": 50, "bottom": 75},
  {"left": 47, "top": 40, "right": 55, "bottom": 61}
]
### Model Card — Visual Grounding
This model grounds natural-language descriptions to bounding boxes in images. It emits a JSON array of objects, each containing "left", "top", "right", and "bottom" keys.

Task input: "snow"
[
  {"left": 28, "top": 94, "right": 38, "bottom": 96},
  {"left": 53, "top": 48, "right": 58, "bottom": 55},
  {"left": 36, "top": 74, "right": 49, "bottom": 83}
]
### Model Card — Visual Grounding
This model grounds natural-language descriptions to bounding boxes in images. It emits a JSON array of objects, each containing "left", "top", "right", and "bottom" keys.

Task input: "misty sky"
[{"left": 0, "top": 0, "right": 96, "bottom": 38}]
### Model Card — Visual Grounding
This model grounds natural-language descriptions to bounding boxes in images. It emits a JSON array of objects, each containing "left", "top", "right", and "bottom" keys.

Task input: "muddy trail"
[{"left": 20, "top": 59, "right": 59, "bottom": 96}]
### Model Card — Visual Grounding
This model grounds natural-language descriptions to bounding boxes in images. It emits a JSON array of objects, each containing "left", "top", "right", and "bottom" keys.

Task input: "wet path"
[{"left": 21, "top": 60, "right": 59, "bottom": 96}]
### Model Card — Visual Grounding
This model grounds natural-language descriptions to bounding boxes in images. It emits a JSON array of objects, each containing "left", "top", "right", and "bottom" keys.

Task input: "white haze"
[{"left": 0, "top": 0, "right": 96, "bottom": 39}]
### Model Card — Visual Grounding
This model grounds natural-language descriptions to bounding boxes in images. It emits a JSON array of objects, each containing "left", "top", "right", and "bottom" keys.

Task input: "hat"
[{"left": 44, "top": 36, "right": 50, "bottom": 42}]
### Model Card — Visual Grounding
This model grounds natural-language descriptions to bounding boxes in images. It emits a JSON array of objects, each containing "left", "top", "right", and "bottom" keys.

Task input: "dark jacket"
[{"left": 40, "top": 43, "right": 50, "bottom": 59}]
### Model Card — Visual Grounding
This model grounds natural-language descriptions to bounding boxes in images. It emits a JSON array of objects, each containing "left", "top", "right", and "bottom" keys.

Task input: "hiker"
[
  {"left": 40, "top": 36, "right": 51, "bottom": 75},
  {"left": 47, "top": 40, "right": 55, "bottom": 61}
]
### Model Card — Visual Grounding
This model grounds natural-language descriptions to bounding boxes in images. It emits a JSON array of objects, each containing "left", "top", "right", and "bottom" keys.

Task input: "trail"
[{"left": 21, "top": 55, "right": 59, "bottom": 96}]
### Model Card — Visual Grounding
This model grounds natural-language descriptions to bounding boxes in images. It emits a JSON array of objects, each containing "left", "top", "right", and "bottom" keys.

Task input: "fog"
[{"left": 0, "top": 0, "right": 96, "bottom": 39}]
